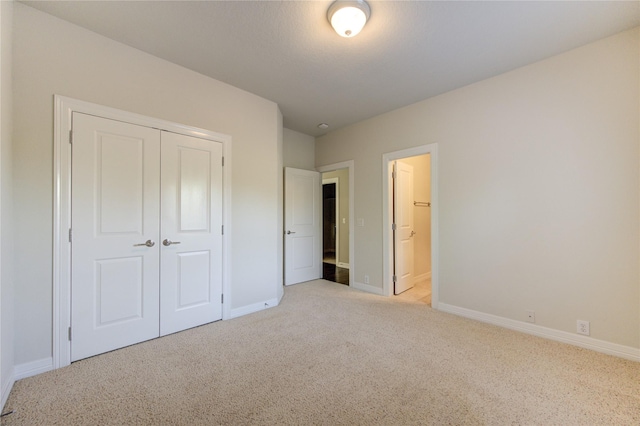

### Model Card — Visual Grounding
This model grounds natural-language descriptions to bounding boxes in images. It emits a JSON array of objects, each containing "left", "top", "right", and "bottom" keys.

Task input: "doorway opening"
[
  {"left": 322, "top": 178, "right": 339, "bottom": 265},
  {"left": 318, "top": 161, "right": 354, "bottom": 287},
  {"left": 382, "top": 145, "right": 438, "bottom": 308},
  {"left": 391, "top": 155, "right": 432, "bottom": 304}
]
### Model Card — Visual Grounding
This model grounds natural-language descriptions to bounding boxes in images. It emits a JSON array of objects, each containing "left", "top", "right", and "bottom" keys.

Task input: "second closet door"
[{"left": 160, "top": 132, "right": 223, "bottom": 336}]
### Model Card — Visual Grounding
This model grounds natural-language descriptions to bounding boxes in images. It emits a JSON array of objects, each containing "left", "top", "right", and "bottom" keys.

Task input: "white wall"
[
  {"left": 283, "top": 128, "right": 315, "bottom": 170},
  {"left": 13, "top": 3, "right": 282, "bottom": 366},
  {"left": 317, "top": 28, "right": 640, "bottom": 350},
  {"left": 0, "top": 0, "right": 14, "bottom": 409}
]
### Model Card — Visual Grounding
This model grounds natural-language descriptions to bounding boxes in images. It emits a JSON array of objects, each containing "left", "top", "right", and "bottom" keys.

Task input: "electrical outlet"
[
  {"left": 577, "top": 320, "right": 590, "bottom": 336},
  {"left": 364, "top": 275, "right": 369, "bottom": 284},
  {"left": 526, "top": 310, "right": 535, "bottom": 323}
]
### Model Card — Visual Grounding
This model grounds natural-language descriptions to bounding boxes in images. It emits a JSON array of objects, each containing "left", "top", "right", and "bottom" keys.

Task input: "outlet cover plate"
[{"left": 577, "top": 320, "right": 590, "bottom": 336}]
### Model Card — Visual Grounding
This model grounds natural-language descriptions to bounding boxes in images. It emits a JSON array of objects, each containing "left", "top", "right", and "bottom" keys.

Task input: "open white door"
[
  {"left": 394, "top": 160, "right": 415, "bottom": 294},
  {"left": 71, "top": 113, "right": 161, "bottom": 361},
  {"left": 284, "top": 167, "right": 321, "bottom": 285},
  {"left": 159, "top": 132, "right": 223, "bottom": 336}
]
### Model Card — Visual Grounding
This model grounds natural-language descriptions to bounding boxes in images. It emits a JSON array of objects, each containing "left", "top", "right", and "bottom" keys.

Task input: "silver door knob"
[
  {"left": 163, "top": 239, "right": 181, "bottom": 246},
  {"left": 134, "top": 240, "right": 155, "bottom": 247},
  {"left": 286, "top": 230, "right": 296, "bottom": 235}
]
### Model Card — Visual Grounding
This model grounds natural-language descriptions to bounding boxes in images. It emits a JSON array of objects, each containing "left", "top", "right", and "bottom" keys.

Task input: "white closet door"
[
  {"left": 71, "top": 113, "right": 161, "bottom": 361},
  {"left": 159, "top": 132, "right": 223, "bottom": 336}
]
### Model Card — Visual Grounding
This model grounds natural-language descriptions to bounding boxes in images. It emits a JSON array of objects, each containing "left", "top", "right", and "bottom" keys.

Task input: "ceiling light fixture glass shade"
[{"left": 327, "top": 0, "right": 371, "bottom": 38}]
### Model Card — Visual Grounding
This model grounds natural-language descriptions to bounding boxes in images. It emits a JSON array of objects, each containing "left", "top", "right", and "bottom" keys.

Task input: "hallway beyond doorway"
[{"left": 323, "top": 262, "right": 349, "bottom": 286}]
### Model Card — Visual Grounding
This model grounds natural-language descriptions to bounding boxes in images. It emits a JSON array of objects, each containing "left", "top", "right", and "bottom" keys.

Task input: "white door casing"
[
  {"left": 160, "top": 132, "right": 223, "bottom": 336},
  {"left": 284, "top": 167, "right": 321, "bottom": 285},
  {"left": 393, "top": 160, "right": 415, "bottom": 294},
  {"left": 71, "top": 113, "right": 161, "bottom": 361}
]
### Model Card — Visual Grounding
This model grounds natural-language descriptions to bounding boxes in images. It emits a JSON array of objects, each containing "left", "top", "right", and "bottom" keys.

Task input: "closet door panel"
[
  {"left": 71, "top": 113, "right": 161, "bottom": 361},
  {"left": 160, "top": 132, "right": 223, "bottom": 336}
]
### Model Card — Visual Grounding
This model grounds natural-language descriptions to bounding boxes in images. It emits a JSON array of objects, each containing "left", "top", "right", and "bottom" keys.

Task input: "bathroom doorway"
[
  {"left": 382, "top": 144, "right": 439, "bottom": 308},
  {"left": 391, "top": 154, "right": 432, "bottom": 305}
]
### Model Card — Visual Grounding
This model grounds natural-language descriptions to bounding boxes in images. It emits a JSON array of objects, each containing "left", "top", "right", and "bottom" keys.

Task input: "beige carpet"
[{"left": 2, "top": 280, "right": 639, "bottom": 425}]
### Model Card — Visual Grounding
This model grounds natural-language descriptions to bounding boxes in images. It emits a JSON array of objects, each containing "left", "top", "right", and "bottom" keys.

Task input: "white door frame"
[
  {"left": 321, "top": 177, "right": 340, "bottom": 265},
  {"left": 53, "top": 95, "right": 232, "bottom": 369},
  {"left": 317, "top": 161, "right": 355, "bottom": 286},
  {"left": 382, "top": 145, "right": 438, "bottom": 307}
]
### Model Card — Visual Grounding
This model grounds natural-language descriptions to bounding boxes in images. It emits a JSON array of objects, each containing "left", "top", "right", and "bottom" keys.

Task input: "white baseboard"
[
  {"left": 228, "top": 297, "right": 280, "bottom": 319},
  {"left": 414, "top": 272, "right": 431, "bottom": 283},
  {"left": 1, "top": 371, "right": 15, "bottom": 410},
  {"left": 14, "top": 357, "right": 54, "bottom": 380},
  {"left": 438, "top": 303, "right": 640, "bottom": 362},
  {"left": 337, "top": 262, "right": 350, "bottom": 269},
  {"left": 352, "top": 281, "right": 384, "bottom": 296}
]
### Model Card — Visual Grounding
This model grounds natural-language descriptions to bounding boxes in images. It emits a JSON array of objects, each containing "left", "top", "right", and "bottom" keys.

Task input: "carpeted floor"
[{"left": 2, "top": 280, "right": 639, "bottom": 425}]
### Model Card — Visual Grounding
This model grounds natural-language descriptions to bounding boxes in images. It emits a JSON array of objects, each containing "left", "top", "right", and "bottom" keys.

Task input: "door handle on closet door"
[
  {"left": 163, "top": 239, "right": 181, "bottom": 246},
  {"left": 134, "top": 240, "right": 155, "bottom": 247},
  {"left": 286, "top": 230, "right": 296, "bottom": 235}
]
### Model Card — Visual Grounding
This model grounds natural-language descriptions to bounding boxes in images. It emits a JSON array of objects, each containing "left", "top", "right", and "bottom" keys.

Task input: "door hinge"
[
  {"left": 392, "top": 275, "right": 397, "bottom": 283},
  {"left": 391, "top": 223, "right": 396, "bottom": 231},
  {"left": 68, "top": 228, "right": 72, "bottom": 242},
  {"left": 221, "top": 225, "right": 224, "bottom": 235},
  {"left": 392, "top": 171, "right": 395, "bottom": 179},
  {"left": 69, "top": 130, "right": 73, "bottom": 144},
  {"left": 221, "top": 294, "right": 224, "bottom": 303},
  {"left": 222, "top": 156, "right": 224, "bottom": 167},
  {"left": 68, "top": 327, "right": 72, "bottom": 341}
]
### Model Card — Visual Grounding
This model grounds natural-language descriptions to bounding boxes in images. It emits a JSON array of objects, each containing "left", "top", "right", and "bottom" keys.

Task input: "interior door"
[
  {"left": 394, "top": 160, "right": 415, "bottom": 294},
  {"left": 71, "top": 113, "right": 161, "bottom": 361},
  {"left": 284, "top": 167, "right": 321, "bottom": 285},
  {"left": 159, "top": 132, "right": 223, "bottom": 336}
]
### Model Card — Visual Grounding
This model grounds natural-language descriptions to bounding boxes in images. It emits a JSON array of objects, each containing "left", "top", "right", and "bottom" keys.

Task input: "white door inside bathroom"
[{"left": 71, "top": 113, "right": 223, "bottom": 361}]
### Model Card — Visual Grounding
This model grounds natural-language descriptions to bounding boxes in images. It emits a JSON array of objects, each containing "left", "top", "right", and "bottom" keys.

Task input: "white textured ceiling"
[{"left": 22, "top": 1, "right": 640, "bottom": 136}]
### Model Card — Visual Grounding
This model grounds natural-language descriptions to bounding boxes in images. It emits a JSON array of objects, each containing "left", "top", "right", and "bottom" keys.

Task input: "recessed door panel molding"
[
  {"left": 292, "top": 175, "right": 315, "bottom": 226},
  {"left": 284, "top": 167, "right": 321, "bottom": 285},
  {"left": 95, "top": 257, "right": 144, "bottom": 326},
  {"left": 97, "top": 133, "right": 145, "bottom": 235},
  {"left": 177, "top": 251, "right": 211, "bottom": 309},
  {"left": 71, "top": 112, "right": 161, "bottom": 362},
  {"left": 292, "top": 236, "right": 315, "bottom": 269},
  {"left": 160, "top": 131, "right": 223, "bottom": 336},
  {"left": 178, "top": 147, "right": 211, "bottom": 232}
]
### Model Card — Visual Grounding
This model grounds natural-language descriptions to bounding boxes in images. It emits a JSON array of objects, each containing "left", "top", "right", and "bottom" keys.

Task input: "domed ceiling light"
[{"left": 327, "top": 0, "right": 371, "bottom": 38}]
